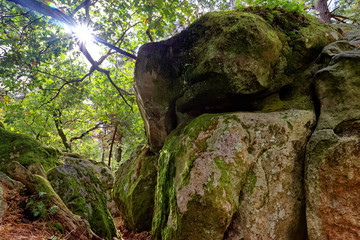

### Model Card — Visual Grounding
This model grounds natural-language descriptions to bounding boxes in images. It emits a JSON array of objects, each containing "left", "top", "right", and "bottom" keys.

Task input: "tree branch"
[
  {"left": 95, "top": 67, "right": 133, "bottom": 111},
  {"left": 6, "top": 0, "right": 137, "bottom": 60},
  {"left": 69, "top": 122, "right": 103, "bottom": 142},
  {"left": 39, "top": 70, "right": 94, "bottom": 108}
]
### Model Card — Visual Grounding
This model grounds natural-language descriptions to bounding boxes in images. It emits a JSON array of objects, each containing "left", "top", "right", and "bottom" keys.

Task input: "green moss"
[
  {"left": 153, "top": 113, "right": 255, "bottom": 240},
  {"left": 48, "top": 162, "right": 117, "bottom": 240},
  {"left": 247, "top": 171, "right": 257, "bottom": 195},
  {"left": 0, "top": 128, "right": 60, "bottom": 174},
  {"left": 113, "top": 146, "right": 157, "bottom": 232},
  {"left": 182, "top": 114, "right": 219, "bottom": 139}
]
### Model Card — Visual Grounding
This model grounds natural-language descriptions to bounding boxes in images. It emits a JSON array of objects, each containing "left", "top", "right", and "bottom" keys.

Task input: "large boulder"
[
  {"left": 113, "top": 145, "right": 158, "bottom": 232},
  {"left": 0, "top": 127, "right": 60, "bottom": 173},
  {"left": 134, "top": 10, "right": 340, "bottom": 152},
  {"left": 153, "top": 110, "right": 315, "bottom": 240},
  {"left": 306, "top": 34, "right": 360, "bottom": 240},
  {"left": 47, "top": 157, "right": 117, "bottom": 240}
]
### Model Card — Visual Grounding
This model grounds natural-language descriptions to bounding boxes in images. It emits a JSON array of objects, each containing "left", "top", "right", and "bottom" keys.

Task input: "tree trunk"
[
  {"left": 108, "top": 124, "right": 117, "bottom": 167},
  {"left": 53, "top": 109, "right": 71, "bottom": 152},
  {"left": 7, "top": 161, "right": 103, "bottom": 240},
  {"left": 315, "top": 0, "right": 331, "bottom": 23}
]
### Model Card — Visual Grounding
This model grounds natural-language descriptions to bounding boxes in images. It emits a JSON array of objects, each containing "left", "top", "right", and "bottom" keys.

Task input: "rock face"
[
  {"left": 47, "top": 157, "right": 117, "bottom": 240},
  {"left": 0, "top": 127, "right": 60, "bottom": 174},
  {"left": 134, "top": 10, "right": 340, "bottom": 152},
  {"left": 305, "top": 32, "right": 360, "bottom": 240},
  {"left": 113, "top": 146, "right": 158, "bottom": 232},
  {"left": 153, "top": 110, "right": 315, "bottom": 240},
  {"left": 0, "top": 183, "right": 6, "bottom": 223}
]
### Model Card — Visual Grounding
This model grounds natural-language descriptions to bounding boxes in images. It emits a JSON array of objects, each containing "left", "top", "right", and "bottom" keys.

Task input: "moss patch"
[
  {"left": 113, "top": 146, "right": 158, "bottom": 232},
  {"left": 47, "top": 160, "right": 117, "bottom": 240},
  {"left": 0, "top": 128, "right": 60, "bottom": 174},
  {"left": 152, "top": 113, "right": 252, "bottom": 240}
]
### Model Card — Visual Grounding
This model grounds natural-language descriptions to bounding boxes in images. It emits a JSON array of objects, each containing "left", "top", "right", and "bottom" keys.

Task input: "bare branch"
[
  {"left": 39, "top": 70, "right": 94, "bottom": 107},
  {"left": 70, "top": 122, "right": 103, "bottom": 142}
]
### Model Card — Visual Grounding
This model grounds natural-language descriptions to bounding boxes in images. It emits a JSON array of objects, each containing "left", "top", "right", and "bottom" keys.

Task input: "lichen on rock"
[
  {"left": 113, "top": 145, "right": 158, "bottom": 232},
  {"left": 153, "top": 110, "right": 315, "bottom": 240},
  {"left": 135, "top": 10, "right": 340, "bottom": 152},
  {"left": 306, "top": 27, "right": 360, "bottom": 239},
  {"left": 47, "top": 157, "right": 117, "bottom": 240}
]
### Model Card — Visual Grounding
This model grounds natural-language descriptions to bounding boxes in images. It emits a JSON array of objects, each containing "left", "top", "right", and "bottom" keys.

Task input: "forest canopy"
[{"left": 0, "top": 0, "right": 359, "bottom": 168}]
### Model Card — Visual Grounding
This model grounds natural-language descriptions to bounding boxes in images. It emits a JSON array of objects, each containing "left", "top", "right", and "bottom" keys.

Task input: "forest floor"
[{"left": 0, "top": 186, "right": 151, "bottom": 240}]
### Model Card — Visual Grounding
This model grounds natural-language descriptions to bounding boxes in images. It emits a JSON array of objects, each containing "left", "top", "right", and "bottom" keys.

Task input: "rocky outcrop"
[
  {"left": 134, "top": 10, "right": 340, "bottom": 152},
  {"left": 306, "top": 32, "right": 360, "bottom": 240},
  {"left": 0, "top": 127, "right": 61, "bottom": 174},
  {"left": 47, "top": 157, "right": 117, "bottom": 240},
  {"left": 152, "top": 110, "right": 315, "bottom": 239},
  {"left": 113, "top": 145, "right": 158, "bottom": 232},
  {"left": 127, "top": 8, "right": 360, "bottom": 240}
]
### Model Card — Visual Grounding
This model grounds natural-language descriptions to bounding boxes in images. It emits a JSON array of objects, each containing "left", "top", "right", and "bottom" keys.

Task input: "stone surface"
[
  {"left": 61, "top": 155, "right": 118, "bottom": 216},
  {"left": 134, "top": 10, "right": 340, "bottom": 152},
  {"left": 153, "top": 110, "right": 315, "bottom": 240},
  {"left": 47, "top": 158, "right": 117, "bottom": 240},
  {"left": 0, "top": 183, "right": 6, "bottom": 223},
  {"left": 0, "top": 127, "right": 60, "bottom": 174},
  {"left": 306, "top": 36, "right": 360, "bottom": 240},
  {"left": 113, "top": 145, "right": 158, "bottom": 232},
  {"left": 0, "top": 171, "right": 24, "bottom": 189}
]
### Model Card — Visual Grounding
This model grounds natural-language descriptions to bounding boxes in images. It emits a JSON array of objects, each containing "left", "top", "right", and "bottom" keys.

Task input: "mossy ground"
[{"left": 0, "top": 128, "right": 60, "bottom": 174}]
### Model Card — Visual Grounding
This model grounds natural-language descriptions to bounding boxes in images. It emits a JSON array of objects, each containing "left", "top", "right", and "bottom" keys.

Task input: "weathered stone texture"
[
  {"left": 48, "top": 157, "right": 117, "bottom": 240},
  {"left": 153, "top": 110, "right": 315, "bottom": 240},
  {"left": 135, "top": 11, "right": 339, "bottom": 152},
  {"left": 113, "top": 146, "right": 158, "bottom": 232},
  {"left": 306, "top": 32, "right": 360, "bottom": 240}
]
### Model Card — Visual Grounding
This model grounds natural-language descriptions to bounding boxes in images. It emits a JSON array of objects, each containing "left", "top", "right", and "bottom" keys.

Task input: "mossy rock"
[
  {"left": 135, "top": 10, "right": 341, "bottom": 152},
  {"left": 153, "top": 109, "right": 315, "bottom": 240},
  {"left": 47, "top": 159, "right": 117, "bottom": 240},
  {"left": 0, "top": 127, "right": 60, "bottom": 174},
  {"left": 113, "top": 145, "right": 158, "bottom": 232}
]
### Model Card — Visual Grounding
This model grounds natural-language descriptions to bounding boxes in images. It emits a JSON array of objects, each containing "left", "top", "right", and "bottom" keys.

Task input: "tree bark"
[
  {"left": 108, "top": 124, "right": 117, "bottom": 167},
  {"left": 315, "top": 0, "right": 331, "bottom": 23},
  {"left": 53, "top": 109, "right": 71, "bottom": 152},
  {"left": 7, "top": 161, "right": 103, "bottom": 240}
]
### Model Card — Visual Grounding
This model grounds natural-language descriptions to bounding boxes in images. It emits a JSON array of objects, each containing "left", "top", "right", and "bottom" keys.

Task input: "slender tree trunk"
[
  {"left": 53, "top": 109, "right": 71, "bottom": 152},
  {"left": 108, "top": 124, "right": 117, "bottom": 167},
  {"left": 315, "top": 0, "right": 331, "bottom": 23},
  {"left": 101, "top": 146, "right": 106, "bottom": 164}
]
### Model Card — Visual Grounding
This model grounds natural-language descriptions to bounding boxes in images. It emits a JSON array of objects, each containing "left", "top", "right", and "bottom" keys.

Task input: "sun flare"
[{"left": 72, "top": 24, "right": 93, "bottom": 44}]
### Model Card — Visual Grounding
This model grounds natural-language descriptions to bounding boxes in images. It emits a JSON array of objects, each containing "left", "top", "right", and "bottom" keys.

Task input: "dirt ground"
[{"left": 0, "top": 186, "right": 152, "bottom": 240}]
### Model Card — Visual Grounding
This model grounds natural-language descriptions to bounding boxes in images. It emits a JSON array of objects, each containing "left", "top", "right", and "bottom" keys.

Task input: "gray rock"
[
  {"left": 48, "top": 158, "right": 117, "bottom": 240},
  {"left": 134, "top": 11, "right": 340, "bottom": 152},
  {"left": 153, "top": 110, "right": 315, "bottom": 240},
  {"left": 306, "top": 41, "right": 360, "bottom": 239},
  {"left": 113, "top": 145, "right": 157, "bottom": 232},
  {"left": 0, "top": 183, "right": 6, "bottom": 223},
  {"left": 0, "top": 171, "right": 24, "bottom": 189}
]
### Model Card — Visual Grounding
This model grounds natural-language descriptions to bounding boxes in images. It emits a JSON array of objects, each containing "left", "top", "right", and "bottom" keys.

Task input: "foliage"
[{"left": 25, "top": 191, "right": 58, "bottom": 220}]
